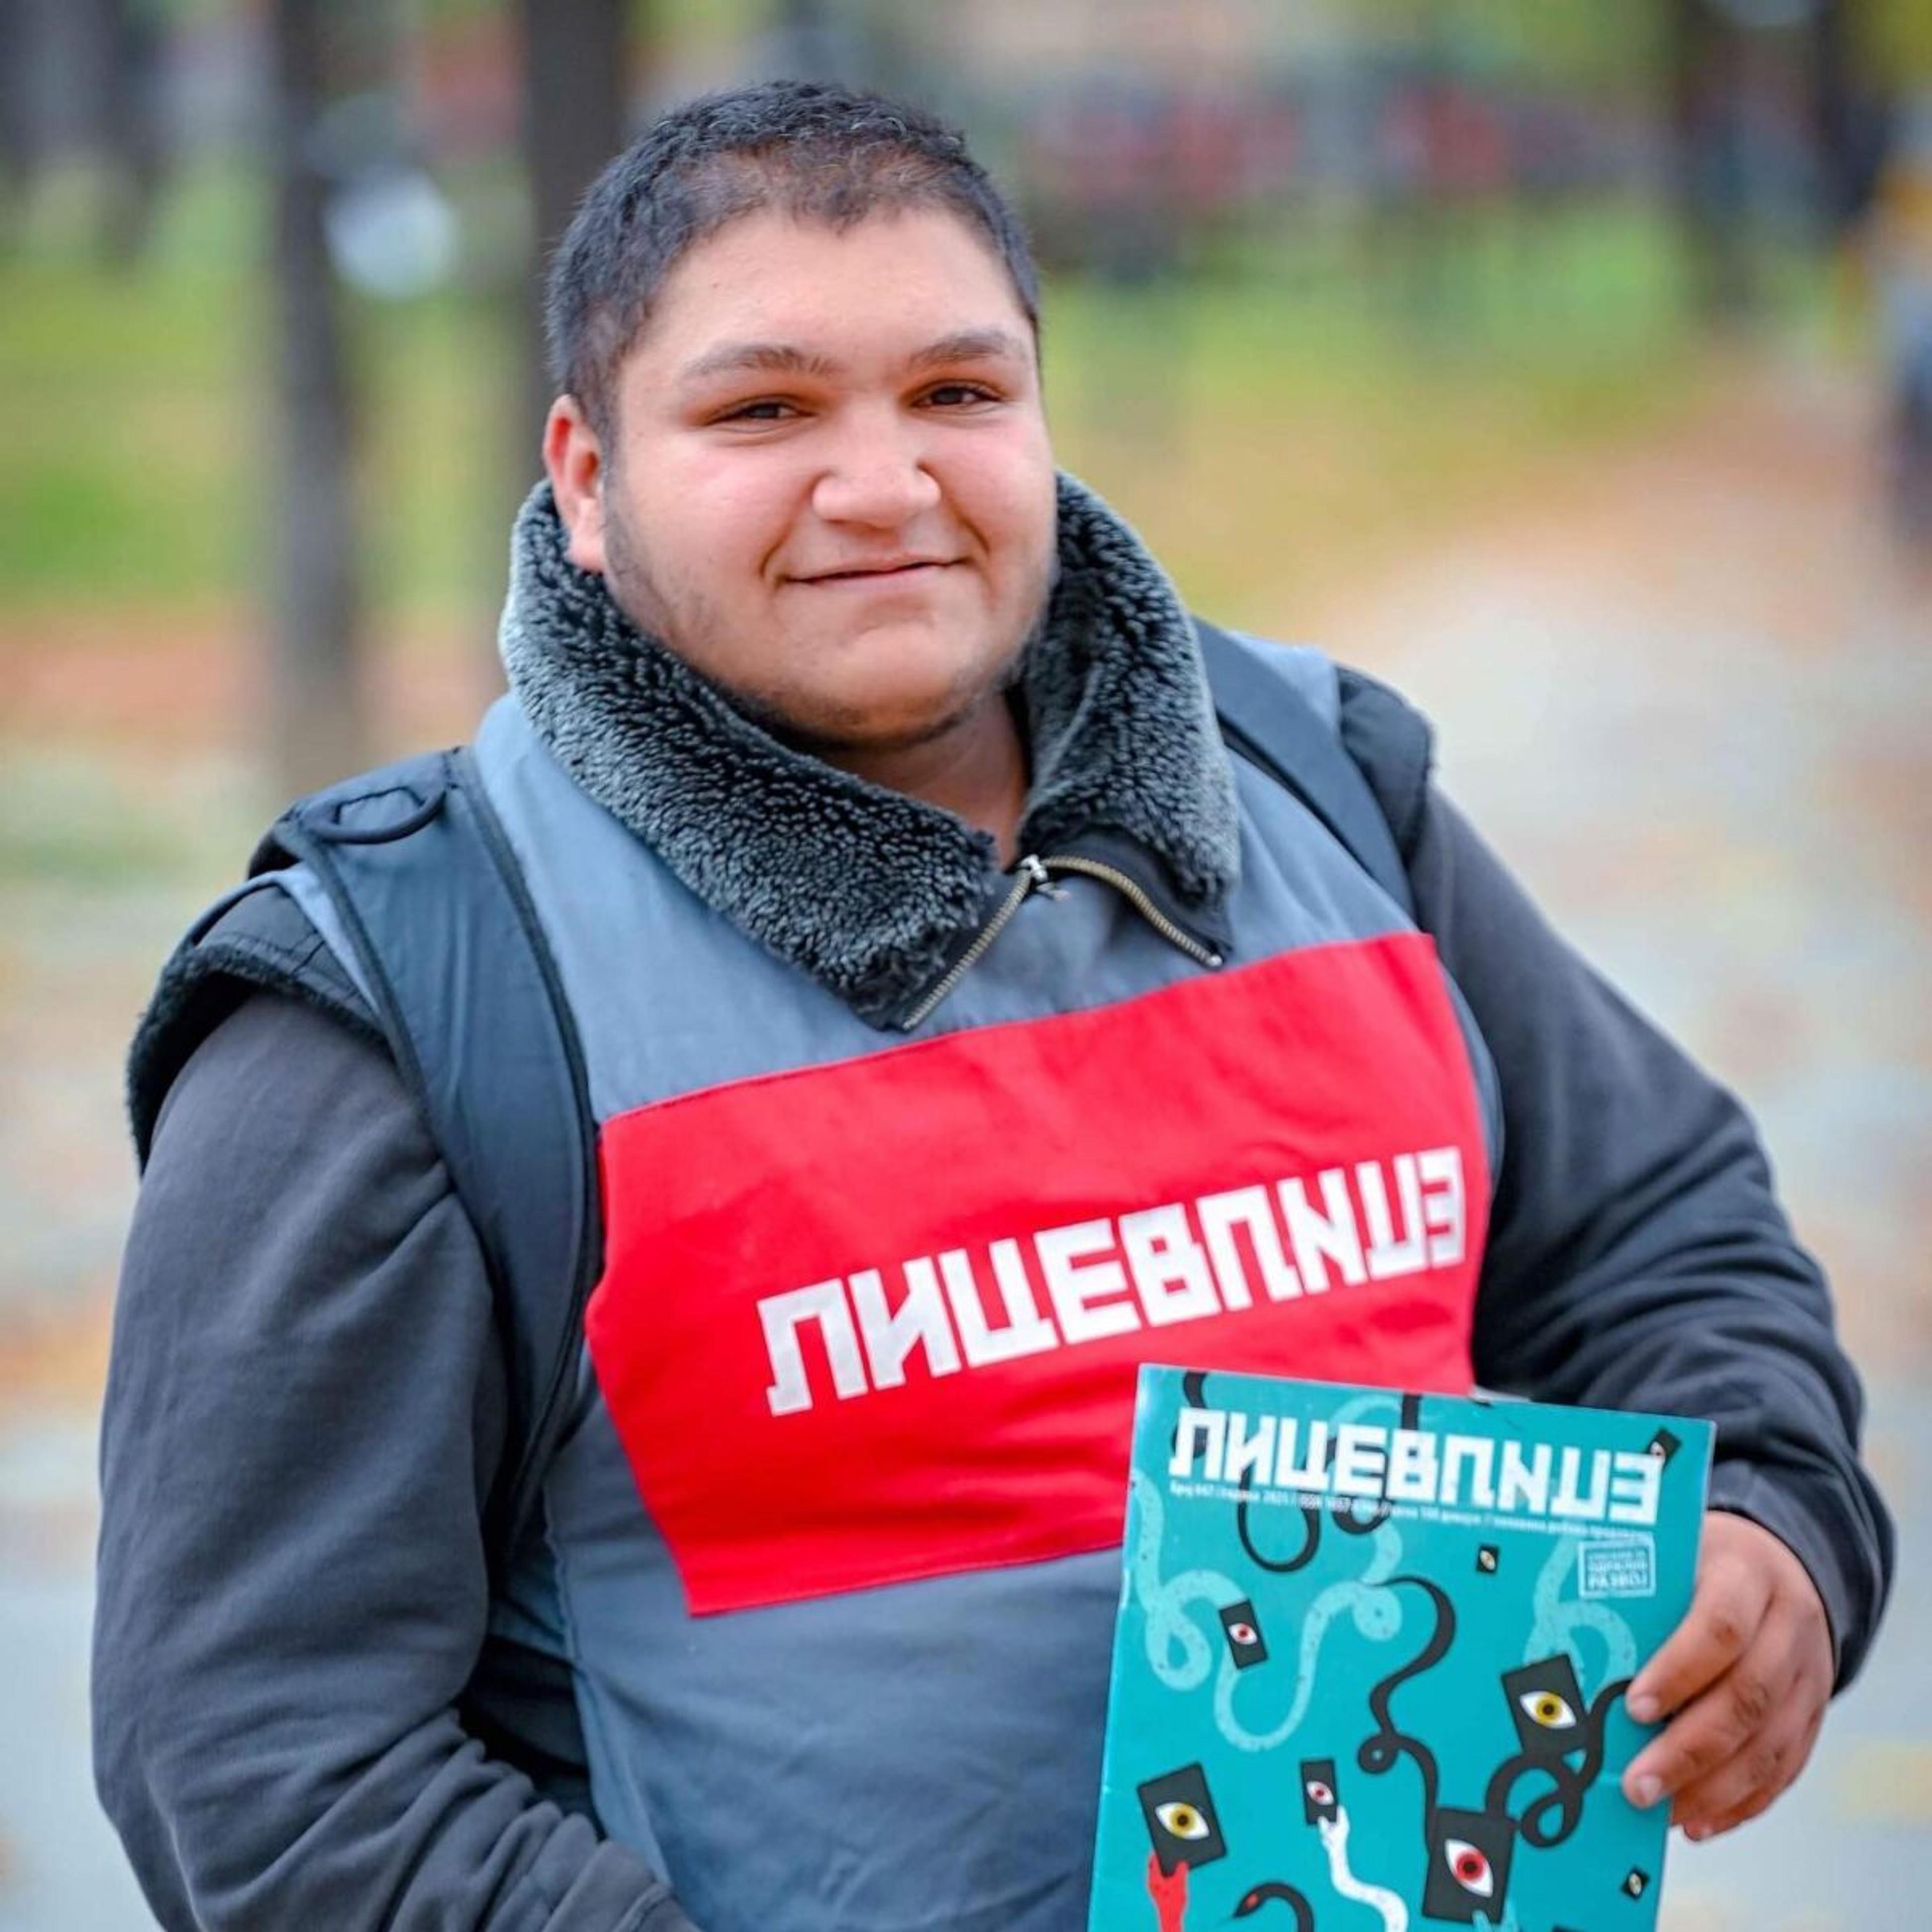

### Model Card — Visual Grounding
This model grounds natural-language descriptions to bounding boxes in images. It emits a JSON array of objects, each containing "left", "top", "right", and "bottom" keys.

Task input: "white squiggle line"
[
  {"left": 1528, "top": 1537, "right": 1637, "bottom": 1688},
  {"left": 1317, "top": 1808, "right": 1407, "bottom": 1931},
  {"left": 1129, "top": 1468, "right": 1243, "bottom": 1690},
  {"left": 1214, "top": 1520, "right": 1406, "bottom": 1751}
]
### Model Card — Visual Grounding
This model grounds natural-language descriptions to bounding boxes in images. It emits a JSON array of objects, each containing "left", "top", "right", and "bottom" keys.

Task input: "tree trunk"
[
  {"left": 515, "top": 0, "right": 630, "bottom": 460},
  {"left": 94, "top": 0, "right": 166, "bottom": 265},
  {"left": 268, "top": 0, "right": 363, "bottom": 791},
  {"left": 1665, "top": 0, "right": 1754, "bottom": 324}
]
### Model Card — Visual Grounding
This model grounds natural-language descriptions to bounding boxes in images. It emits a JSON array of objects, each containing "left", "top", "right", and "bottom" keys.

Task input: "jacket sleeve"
[
  {"left": 1404, "top": 787, "right": 1894, "bottom": 1688},
  {"left": 94, "top": 992, "right": 700, "bottom": 1932}
]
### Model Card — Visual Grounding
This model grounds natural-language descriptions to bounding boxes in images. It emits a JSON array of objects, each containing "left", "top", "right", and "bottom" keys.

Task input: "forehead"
[{"left": 625, "top": 206, "right": 1033, "bottom": 370}]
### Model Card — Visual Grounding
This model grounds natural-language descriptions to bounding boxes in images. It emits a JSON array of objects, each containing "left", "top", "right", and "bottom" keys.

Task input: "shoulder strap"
[
  {"left": 259, "top": 749, "right": 600, "bottom": 1570},
  {"left": 1194, "top": 618, "right": 1421, "bottom": 920}
]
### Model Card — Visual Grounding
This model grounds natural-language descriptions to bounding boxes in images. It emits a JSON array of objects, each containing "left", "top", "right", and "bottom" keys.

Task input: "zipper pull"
[{"left": 1017, "top": 853, "right": 1066, "bottom": 900}]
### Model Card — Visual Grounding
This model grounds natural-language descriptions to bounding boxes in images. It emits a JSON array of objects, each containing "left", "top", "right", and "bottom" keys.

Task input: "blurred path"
[
  {"left": 2, "top": 355, "right": 1926, "bottom": 1927},
  {"left": 1301, "top": 355, "right": 1932, "bottom": 1930}
]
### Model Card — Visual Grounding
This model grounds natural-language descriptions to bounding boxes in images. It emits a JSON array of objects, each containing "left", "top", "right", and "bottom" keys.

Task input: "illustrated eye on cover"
[
  {"left": 1138, "top": 1762, "right": 1228, "bottom": 1874},
  {"left": 1518, "top": 1688, "right": 1579, "bottom": 1730},
  {"left": 1298, "top": 1755, "right": 1339, "bottom": 1826},
  {"left": 1155, "top": 1802, "right": 1211, "bottom": 1841},
  {"left": 1501, "top": 1655, "right": 1587, "bottom": 1759},
  {"left": 1443, "top": 1838, "right": 1495, "bottom": 1898},
  {"left": 1219, "top": 1598, "right": 1269, "bottom": 1670}
]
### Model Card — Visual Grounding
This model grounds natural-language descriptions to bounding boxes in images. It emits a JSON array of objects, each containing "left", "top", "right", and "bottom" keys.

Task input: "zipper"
[
  {"left": 899, "top": 856, "right": 1050, "bottom": 1031},
  {"left": 1038, "top": 855, "right": 1225, "bottom": 971},
  {"left": 899, "top": 851, "right": 1223, "bottom": 1031}
]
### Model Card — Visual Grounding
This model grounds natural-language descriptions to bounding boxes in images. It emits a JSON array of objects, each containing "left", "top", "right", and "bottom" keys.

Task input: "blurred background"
[{"left": 2, "top": 2, "right": 1928, "bottom": 1926}]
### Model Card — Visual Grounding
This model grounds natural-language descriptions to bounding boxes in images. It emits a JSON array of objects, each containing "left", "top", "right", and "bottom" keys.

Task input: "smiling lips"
[{"left": 792, "top": 558, "right": 959, "bottom": 586}]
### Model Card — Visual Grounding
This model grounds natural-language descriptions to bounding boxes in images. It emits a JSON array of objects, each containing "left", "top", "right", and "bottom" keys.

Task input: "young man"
[{"left": 96, "top": 82, "right": 1890, "bottom": 1932}]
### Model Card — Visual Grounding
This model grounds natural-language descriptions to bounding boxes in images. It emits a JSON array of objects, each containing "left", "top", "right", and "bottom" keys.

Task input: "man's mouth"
[{"left": 793, "top": 559, "right": 957, "bottom": 585}]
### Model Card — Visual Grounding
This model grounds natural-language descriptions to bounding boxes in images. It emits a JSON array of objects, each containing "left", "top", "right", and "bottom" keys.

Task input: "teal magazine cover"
[{"left": 1088, "top": 1367, "right": 1713, "bottom": 1932}]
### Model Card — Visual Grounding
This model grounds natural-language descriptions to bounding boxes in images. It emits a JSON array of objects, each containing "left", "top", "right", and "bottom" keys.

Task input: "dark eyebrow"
[
  {"left": 677, "top": 342, "right": 843, "bottom": 387},
  {"left": 679, "top": 327, "right": 1031, "bottom": 390},
  {"left": 906, "top": 327, "right": 1030, "bottom": 372}
]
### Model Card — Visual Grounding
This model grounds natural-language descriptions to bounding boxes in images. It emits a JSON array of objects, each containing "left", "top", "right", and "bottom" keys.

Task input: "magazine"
[{"left": 1088, "top": 1366, "right": 1712, "bottom": 1932}]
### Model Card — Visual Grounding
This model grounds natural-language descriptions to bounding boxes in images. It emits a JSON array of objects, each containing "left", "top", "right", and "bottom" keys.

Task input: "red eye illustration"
[
  {"left": 1444, "top": 1838, "right": 1495, "bottom": 1898},
  {"left": 1304, "top": 1780, "right": 1335, "bottom": 1807},
  {"left": 1228, "top": 1622, "right": 1259, "bottom": 1646}
]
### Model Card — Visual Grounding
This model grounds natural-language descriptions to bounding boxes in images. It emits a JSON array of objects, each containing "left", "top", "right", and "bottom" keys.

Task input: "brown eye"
[
  {"left": 922, "top": 382, "right": 997, "bottom": 408},
  {"left": 1519, "top": 1689, "right": 1578, "bottom": 1730},
  {"left": 1155, "top": 1802, "right": 1210, "bottom": 1841}
]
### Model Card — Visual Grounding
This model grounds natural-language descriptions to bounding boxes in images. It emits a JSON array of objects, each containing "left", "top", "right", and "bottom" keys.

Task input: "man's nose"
[{"left": 809, "top": 415, "right": 943, "bottom": 526}]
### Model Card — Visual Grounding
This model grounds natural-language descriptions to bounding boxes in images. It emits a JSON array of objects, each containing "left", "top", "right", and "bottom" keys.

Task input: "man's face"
[{"left": 550, "top": 206, "right": 1058, "bottom": 754}]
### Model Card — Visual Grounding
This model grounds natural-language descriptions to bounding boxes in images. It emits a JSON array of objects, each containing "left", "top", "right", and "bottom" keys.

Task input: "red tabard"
[{"left": 586, "top": 933, "right": 1491, "bottom": 1614}]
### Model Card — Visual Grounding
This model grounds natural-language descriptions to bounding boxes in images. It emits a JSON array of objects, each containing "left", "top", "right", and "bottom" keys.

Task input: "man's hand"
[{"left": 1621, "top": 1511, "right": 1833, "bottom": 1839}]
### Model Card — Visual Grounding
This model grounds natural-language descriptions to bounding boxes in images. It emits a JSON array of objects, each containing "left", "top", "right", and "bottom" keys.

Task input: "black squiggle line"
[
  {"left": 1169, "top": 1372, "right": 1214, "bottom": 1467},
  {"left": 1237, "top": 1467, "right": 1323, "bottom": 1573},
  {"left": 1354, "top": 1573, "right": 1454, "bottom": 1823},
  {"left": 1327, "top": 1393, "right": 1422, "bottom": 1535},
  {"left": 1232, "top": 1879, "right": 1316, "bottom": 1927},
  {"left": 1333, "top": 1492, "right": 1391, "bottom": 1536},
  {"left": 1483, "top": 1678, "right": 1631, "bottom": 1849},
  {"left": 1237, "top": 1392, "right": 1420, "bottom": 1563}
]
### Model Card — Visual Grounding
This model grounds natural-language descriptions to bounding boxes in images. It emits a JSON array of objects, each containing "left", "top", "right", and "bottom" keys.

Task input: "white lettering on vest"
[
  {"left": 937, "top": 1243, "right": 1058, "bottom": 1369},
  {"left": 1197, "top": 1184, "right": 1300, "bottom": 1308},
  {"left": 1278, "top": 1167, "right": 1368, "bottom": 1293},
  {"left": 1036, "top": 1219, "right": 1138, "bottom": 1344},
  {"left": 1358, "top": 1153, "right": 1428, "bottom": 1280},
  {"left": 849, "top": 1264, "right": 963, "bottom": 1391},
  {"left": 762, "top": 1280, "right": 867, "bottom": 1415},
  {"left": 1119, "top": 1203, "right": 1221, "bottom": 1327},
  {"left": 753, "top": 1144, "right": 1475, "bottom": 1411}
]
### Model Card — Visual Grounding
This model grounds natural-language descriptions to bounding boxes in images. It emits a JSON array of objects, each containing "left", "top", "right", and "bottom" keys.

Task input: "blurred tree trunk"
[
  {"left": 268, "top": 0, "right": 363, "bottom": 791},
  {"left": 1810, "top": 0, "right": 1887, "bottom": 240},
  {"left": 515, "top": 0, "right": 631, "bottom": 461},
  {"left": 94, "top": 0, "right": 166, "bottom": 265},
  {"left": 0, "top": 0, "right": 36, "bottom": 243},
  {"left": 1665, "top": 0, "right": 1755, "bottom": 323}
]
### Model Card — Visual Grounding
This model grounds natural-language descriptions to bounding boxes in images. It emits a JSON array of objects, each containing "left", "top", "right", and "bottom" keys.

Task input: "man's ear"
[{"left": 544, "top": 395, "right": 608, "bottom": 576}]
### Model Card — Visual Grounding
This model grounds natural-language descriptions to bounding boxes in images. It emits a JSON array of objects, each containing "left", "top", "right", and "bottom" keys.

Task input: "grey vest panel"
[
  {"left": 462, "top": 679, "right": 1502, "bottom": 1932},
  {"left": 472, "top": 696, "right": 1500, "bottom": 1158}
]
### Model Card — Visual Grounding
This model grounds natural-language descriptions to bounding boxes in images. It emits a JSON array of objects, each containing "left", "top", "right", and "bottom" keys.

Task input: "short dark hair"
[{"left": 544, "top": 80, "right": 1041, "bottom": 440}]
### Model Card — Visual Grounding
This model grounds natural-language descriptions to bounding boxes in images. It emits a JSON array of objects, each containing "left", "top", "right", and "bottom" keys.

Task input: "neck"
[{"left": 814, "top": 693, "right": 1030, "bottom": 865}]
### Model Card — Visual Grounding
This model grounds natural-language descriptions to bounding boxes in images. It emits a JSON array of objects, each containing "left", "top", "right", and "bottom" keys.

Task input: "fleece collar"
[{"left": 499, "top": 473, "right": 1239, "bottom": 1027}]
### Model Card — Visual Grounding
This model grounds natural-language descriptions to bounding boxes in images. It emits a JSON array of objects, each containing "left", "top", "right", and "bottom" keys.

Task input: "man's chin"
[{"left": 740, "top": 685, "right": 988, "bottom": 760}]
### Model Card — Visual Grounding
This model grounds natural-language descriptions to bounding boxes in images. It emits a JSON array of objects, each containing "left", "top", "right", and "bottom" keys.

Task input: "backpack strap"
[
  {"left": 252, "top": 749, "right": 600, "bottom": 1572},
  {"left": 1194, "top": 618, "right": 1424, "bottom": 921}
]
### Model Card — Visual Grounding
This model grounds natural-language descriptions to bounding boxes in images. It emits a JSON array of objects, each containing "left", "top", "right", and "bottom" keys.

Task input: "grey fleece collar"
[{"left": 499, "top": 473, "right": 1239, "bottom": 1027}]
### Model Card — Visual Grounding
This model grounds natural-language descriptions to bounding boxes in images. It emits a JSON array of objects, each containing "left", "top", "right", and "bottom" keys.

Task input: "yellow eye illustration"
[
  {"left": 1155, "top": 1802, "right": 1211, "bottom": 1841},
  {"left": 1518, "top": 1689, "right": 1579, "bottom": 1730}
]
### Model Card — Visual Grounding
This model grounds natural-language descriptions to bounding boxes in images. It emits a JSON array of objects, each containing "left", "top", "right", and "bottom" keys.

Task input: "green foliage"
[
  {"left": 1039, "top": 198, "right": 1699, "bottom": 619},
  {"left": 0, "top": 222, "right": 258, "bottom": 605},
  {"left": 0, "top": 158, "right": 1774, "bottom": 633},
  {"left": 1863, "top": 0, "right": 1932, "bottom": 82}
]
